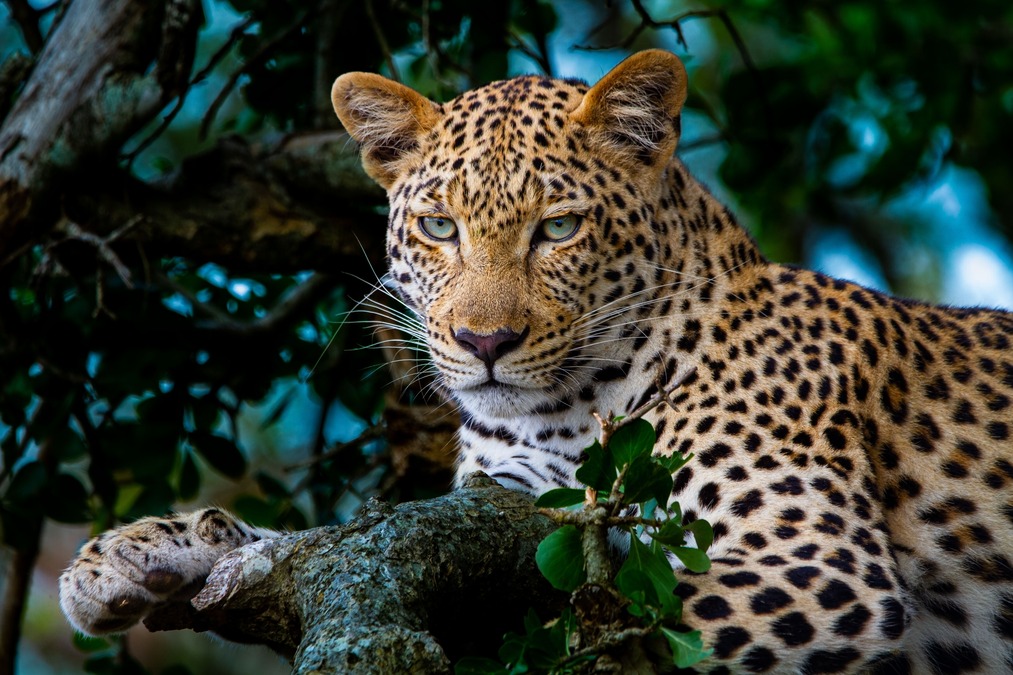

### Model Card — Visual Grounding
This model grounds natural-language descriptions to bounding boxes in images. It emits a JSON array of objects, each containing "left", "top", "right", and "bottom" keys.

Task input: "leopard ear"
[
  {"left": 571, "top": 50, "right": 688, "bottom": 167},
  {"left": 331, "top": 73, "right": 441, "bottom": 189}
]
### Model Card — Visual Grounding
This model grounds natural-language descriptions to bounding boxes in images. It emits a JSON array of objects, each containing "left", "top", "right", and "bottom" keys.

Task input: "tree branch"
[
  {"left": 66, "top": 132, "right": 387, "bottom": 273},
  {"left": 142, "top": 474, "right": 563, "bottom": 673}
]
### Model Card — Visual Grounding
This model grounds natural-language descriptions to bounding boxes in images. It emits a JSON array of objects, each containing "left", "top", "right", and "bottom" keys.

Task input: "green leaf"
[
  {"left": 625, "top": 535, "right": 676, "bottom": 593},
  {"left": 609, "top": 419, "right": 656, "bottom": 469},
  {"left": 190, "top": 431, "right": 246, "bottom": 479},
  {"left": 495, "top": 608, "right": 584, "bottom": 673},
  {"left": 534, "top": 487, "right": 585, "bottom": 508},
  {"left": 496, "top": 632, "right": 525, "bottom": 667},
  {"left": 535, "top": 525, "right": 586, "bottom": 592},
  {"left": 650, "top": 518, "right": 686, "bottom": 547},
  {"left": 615, "top": 567, "right": 658, "bottom": 617},
  {"left": 660, "top": 627, "right": 712, "bottom": 669},
  {"left": 623, "top": 455, "right": 673, "bottom": 506},
  {"left": 620, "top": 535, "right": 680, "bottom": 618},
  {"left": 5, "top": 461, "right": 47, "bottom": 503},
  {"left": 671, "top": 546, "right": 712, "bottom": 574},
  {"left": 574, "top": 439, "right": 615, "bottom": 493},
  {"left": 657, "top": 452, "right": 694, "bottom": 474},
  {"left": 51, "top": 426, "right": 87, "bottom": 462},
  {"left": 686, "top": 519, "right": 714, "bottom": 553},
  {"left": 522, "top": 606, "right": 543, "bottom": 635}
]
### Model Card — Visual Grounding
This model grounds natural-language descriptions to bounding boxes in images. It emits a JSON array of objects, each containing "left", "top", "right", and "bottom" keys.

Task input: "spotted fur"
[{"left": 61, "top": 51, "right": 1012, "bottom": 674}]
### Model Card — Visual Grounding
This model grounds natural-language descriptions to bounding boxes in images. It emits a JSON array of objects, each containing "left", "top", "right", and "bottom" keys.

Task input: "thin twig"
[
  {"left": 94, "top": 265, "right": 114, "bottom": 318},
  {"left": 618, "top": 365, "right": 696, "bottom": 431},
  {"left": 174, "top": 273, "right": 338, "bottom": 336},
  {"left": 154, "top": 270, "right": 232, "bottom": 323},
  {"left": 560, "top": 625, "right": 656, "bottom": 667},
  {"left": 285, "top": 423, "right": 386, "bottom": 471},
  {"left": 62, "top": 217, "right": 141, "bottom": 288},
  {"left": 123, "top": 95, "right": 187, "bottom": 167},
  {"left": 607, "top": 466, "right": 634, "bottom": 518},
  {"left": 508, "top": 29, "right": 551, "bottom": 75},
  {"left": 32, "top": 216, "right": 144, "bottom": 294},
  {"left": 678, "top": 7, "right": 773, "bottom": 134},
  {"left": 123, "top": 15, "right": 256, "bottom": 166},
  {"left": 421, "top": 0, "right": 439, "bottom": 81},
  {"left": 592, "top": 365, "right": 697, "bottom": 448},
  {"left": 579, "top": 1, "right": 773, "bottom": 140},
  {"left": 119, "top": 0, "right": 202, "bottom": 168},
  {"left": 199, "top": 5, "right": 324, "bottom": 140},
  {"left": 194, "top": 15, "right": 258, "bottom": 85}
]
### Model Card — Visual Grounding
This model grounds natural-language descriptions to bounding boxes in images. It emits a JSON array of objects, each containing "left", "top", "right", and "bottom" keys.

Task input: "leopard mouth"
[{"left": 461, "top": 379, "right": 516, "bottom": 393}]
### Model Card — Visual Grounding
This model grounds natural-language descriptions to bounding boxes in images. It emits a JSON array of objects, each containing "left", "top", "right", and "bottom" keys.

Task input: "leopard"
[{"left": 60, "top": 50, "right": 1013, "bottom": 674}]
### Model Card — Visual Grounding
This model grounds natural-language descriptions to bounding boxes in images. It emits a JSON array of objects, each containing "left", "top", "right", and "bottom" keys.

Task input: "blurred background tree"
[{"left": 0, "top": 0, "right": 1010, "bottom": 673}]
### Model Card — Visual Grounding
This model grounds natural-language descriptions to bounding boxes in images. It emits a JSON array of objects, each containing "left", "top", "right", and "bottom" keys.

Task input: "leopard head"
[{"left": 332, "top": 50, "right": 687, "bottom": 419}]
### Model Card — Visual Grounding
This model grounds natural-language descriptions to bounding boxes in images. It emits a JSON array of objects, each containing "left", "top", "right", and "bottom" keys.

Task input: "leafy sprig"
[{"left": 458, "top": 367, "right": 713, "bottom": 673}]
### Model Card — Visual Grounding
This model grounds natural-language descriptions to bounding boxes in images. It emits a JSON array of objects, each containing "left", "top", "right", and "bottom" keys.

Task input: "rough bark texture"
[{"left": 143, "top": 474, "right": 563, "bottom": 674}]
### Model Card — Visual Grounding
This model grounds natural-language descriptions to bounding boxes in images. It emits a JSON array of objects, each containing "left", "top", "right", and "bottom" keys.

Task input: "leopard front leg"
[{"left": 60, "top": 508, "right": 278, "bottom": 635}]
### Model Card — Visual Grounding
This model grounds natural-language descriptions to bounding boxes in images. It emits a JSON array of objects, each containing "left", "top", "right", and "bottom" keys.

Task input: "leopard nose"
[{"left": 453, "top": 327, "right": 528, "bottom": 367}]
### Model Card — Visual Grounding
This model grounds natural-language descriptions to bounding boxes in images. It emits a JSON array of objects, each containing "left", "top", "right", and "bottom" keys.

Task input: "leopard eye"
[
  {"left": 540, "top": 214, "right": 581, "bottom": 242},
  {"left": 419, "top": 216, "right": 458, "bottom": 241}
]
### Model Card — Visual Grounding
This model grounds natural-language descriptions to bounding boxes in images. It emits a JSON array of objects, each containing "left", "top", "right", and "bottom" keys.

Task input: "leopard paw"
[{"left": 59, "top": 508, "right": 273, "bottom": 635}]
